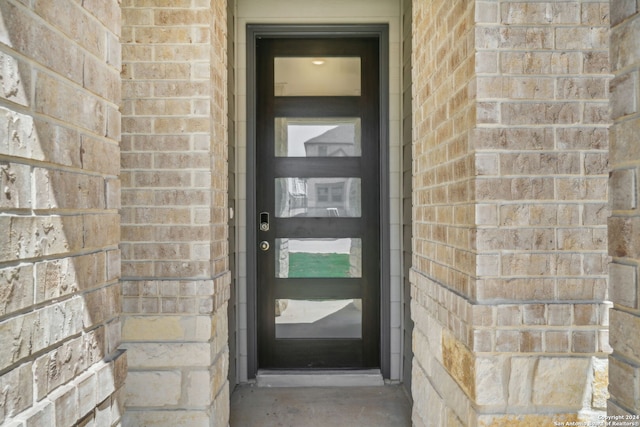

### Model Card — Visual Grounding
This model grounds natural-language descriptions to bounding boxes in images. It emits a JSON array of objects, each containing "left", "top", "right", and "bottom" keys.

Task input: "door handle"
[
  {"left": 259, "top": 241, "right": 270, "bottom": 251},
  {"left": 259, "top": 212, "right": 269, "bottom": 231}
]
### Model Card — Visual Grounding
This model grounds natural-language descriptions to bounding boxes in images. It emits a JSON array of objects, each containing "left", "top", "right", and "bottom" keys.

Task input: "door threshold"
[{"left": 256, "top": 369, "right": 384, "bottom": 388}]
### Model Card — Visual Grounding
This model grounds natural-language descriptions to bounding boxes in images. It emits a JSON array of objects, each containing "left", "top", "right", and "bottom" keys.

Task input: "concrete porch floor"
[{"left": 230, "top": 384, "right": 412, "bottom": 426}]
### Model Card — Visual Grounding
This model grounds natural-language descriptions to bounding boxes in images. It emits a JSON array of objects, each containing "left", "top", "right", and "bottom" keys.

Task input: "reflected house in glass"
[
  {"left": 304, "top": 123, "right": 358, "bottom": 157},
  {"left": 276, "top": 122, "right": 362, "bottom": 218},
  {"left": 305, "top": 125, "right": 361, "bottom": 217}
]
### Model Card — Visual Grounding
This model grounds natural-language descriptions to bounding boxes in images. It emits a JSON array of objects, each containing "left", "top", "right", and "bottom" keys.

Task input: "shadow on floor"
[{"left": 230, "top": 384, "right": 412, "bottom": 427}]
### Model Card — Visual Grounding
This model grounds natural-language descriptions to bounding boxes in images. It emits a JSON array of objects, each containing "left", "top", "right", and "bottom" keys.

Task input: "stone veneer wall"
[
  {"left": 401, "top": 0, "right": 413, "bottom": 397},
  {"left": 0, "top": 0, "right": 125, "bottom": 426},
  {"left": 608, "top": 1, "right": 640, "bottom": 419},
  {"left": 226, "top": 0, "right": 237, "bottom": 392},
  {"left": 411, "top": 1, "right": 611, "bottom": 425},
  {"left": 120, "top": 0, "right": 231, "bottom": 425}
]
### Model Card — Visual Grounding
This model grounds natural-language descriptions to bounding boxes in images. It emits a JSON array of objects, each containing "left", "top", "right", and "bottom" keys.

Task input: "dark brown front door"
[{"left": 255, "top": 36, "right": 381, "bottom": 369}]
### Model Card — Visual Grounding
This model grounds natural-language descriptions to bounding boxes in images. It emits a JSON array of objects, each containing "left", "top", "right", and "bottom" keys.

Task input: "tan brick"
[
  {"left": 558, "top": 127, "right": 608, "bottom": 150},
  {"left": 34, "top": 0, "right": 106, "bottom": 59},
  {"left": 32, "top": 118, "right": 83, "bottom": 168},
  {"left": 19, "top": 401, "right": 54, "bottom": 427},
  {"left": 0, "top": 215, "right": 84, "bottom": 262},
  {"left": 556, "top": 27, "right": 608, "bottom": 50},
  {"left": 132, "top": 243, "right": 190, "bottom": 260},
  {"left": 133, "top": 171, "right": 192, "bottom": 187},
  {"left": 0, "top": 162, "right": 31, "bottom": 209},
  {"left": 572, "top": 331, "right": 597, "bottom": 353},
  {"left": 501, "top": 51, "right": 583, "bottom": 75},
  {"left": 609, "top": 216, "right": 640, "bottom": 258},
  {"left": 584, "top": 51, "right": 610, "bottom": 74},
  {"left": 501, "top": 3, "right": 580, "bottom": 25},
  {"left": 558, "top": 278, "right": 607, "bottom": 301},
  {"left": 0, "top": 362, "right": 33, "bottom": 423},
  {"left": 0, "top": 265, "right": 34, "bottom": 317},
  {"left": 502, "top": 102, "right": 581, "bottom": 125},
  {"left": 610, "top": 309, "right": 640, "bottom": 362},
  {"left": 84, "top": 213, "right": 120, "bottom": 249},
  {"left": 0, "top": 109, "right": 38, "bottom": 161},
  {"left": 581, "top": 3, "right": 610, "bottom": 26},
  {"left": 0, "top": 51, "right": 31, "bottom": 107},
  {"left": 545, "top": 331, "right": 570, "bottom": 353},
  {"left": 609, "top": 355, "right": 640, "bottom": 412},
  {"left": 82, "top": 0, "right": 121, "bottom": 35},
  {"left": 3, "top": 1, "right": 84, "bottom": 84},
  {"left": 34, "top": 168, "right": 105, "bottom": 210},
  {"left": 557, "top": 77, "right": 608, "bottom": 100},
  {"left": 494, "top": 330, "right": 519, "bottom": 352},
  {"left": 154, "top": 152, "right": 210, "bottom": 169},
  {"left": 35, "top": 72, "right": 106, "bottom": 136},
  {"left": 477, "top": 27, "right": 554, "bottom": 50},
  {"left": 477, "top": 76, "right": 554, "bottom": 100}
]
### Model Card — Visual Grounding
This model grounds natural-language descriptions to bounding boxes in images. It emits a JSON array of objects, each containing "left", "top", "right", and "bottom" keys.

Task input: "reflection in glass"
[
  {"left": 275, "top": 238, "right": 362, "bottom": 278},
  {"left": 274, "top": 57, "right": 361, "bottom": 96},
  {"left": 275, "top": 178, "right": 361, "bottom": 218},
  {"left": 275, "top": 118, "right": 361, "bottom": 157},
  {"left": 275, "top": 299, "right": 362, "bottom": 339}
]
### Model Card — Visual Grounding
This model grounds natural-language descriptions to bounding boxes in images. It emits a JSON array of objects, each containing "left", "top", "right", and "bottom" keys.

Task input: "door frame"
[{"left": 246, "top": 23, "right": 390, "bottom": 379}]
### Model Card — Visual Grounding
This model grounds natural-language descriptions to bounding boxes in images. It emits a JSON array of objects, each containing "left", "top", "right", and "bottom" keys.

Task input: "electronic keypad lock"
[{"left": 259, "top": 212, "right": 269, "bottom": 231}]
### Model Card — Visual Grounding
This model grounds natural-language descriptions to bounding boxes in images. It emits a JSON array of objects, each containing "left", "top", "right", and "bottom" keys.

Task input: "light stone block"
[
  {"left": 474, "top": 356, "right": 505, "bottom": 406},
  {"left": 0, "top": 264, "right": 34, "bottom": 317},
  {"left": 507, "top": 357, "right": 536, "bottom": 406},
  {"left": 442, "top": 330, "right": 475, "bottom": 399},
  {"left": 531, "top": 357, "right": 591, "bottom": 407},
  {"left": 123, "top": 411, "right": 210, "bottom": 427},
  {"left": 610, "top": 309, "right": 640, "bottom": 362},
  {"left": 122, "top": 342, "right": 212, "bottom": 368},
  {"left": 185, "top": 370, "right": 212, "bottom": 407},
  {"left": 609, "top": 262, "right": 638, "bottom": 309},
  {"left": 591, "top": 357, "right": 609, "bottom": 410},
  {"left": 125, "top": 371, "right": 181, "bottom": 407},
  {"left": 122, "top": 316, "right": 187, "bottom": 341}
]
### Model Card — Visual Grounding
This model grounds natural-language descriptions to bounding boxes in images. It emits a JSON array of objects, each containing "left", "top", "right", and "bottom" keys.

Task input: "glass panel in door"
[
  {"left": 274, "top": 118, "right": 362, "bottom": 157},
  {"left": 274, "top": 57, "right": 361, "bottom": 96}
]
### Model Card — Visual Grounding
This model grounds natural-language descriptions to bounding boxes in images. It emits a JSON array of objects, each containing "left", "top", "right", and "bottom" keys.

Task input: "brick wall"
[
  {"left": 411, "top": 1, "right": 611, "bottom": 425},
  {"left": 609, "top": 2, "right": 640, "bottom": 418},
  {"left": 411, "top": 0, "right": 477, "bottom": 424},
  {"left": 0, "top": 0, "right": 125, "bottom": 426},
  {"left": 473, "top": 1, "right": 611, "bottom": 424},
  {"left": 120, "top": 0, "right": 231, "bottom": 425}
]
